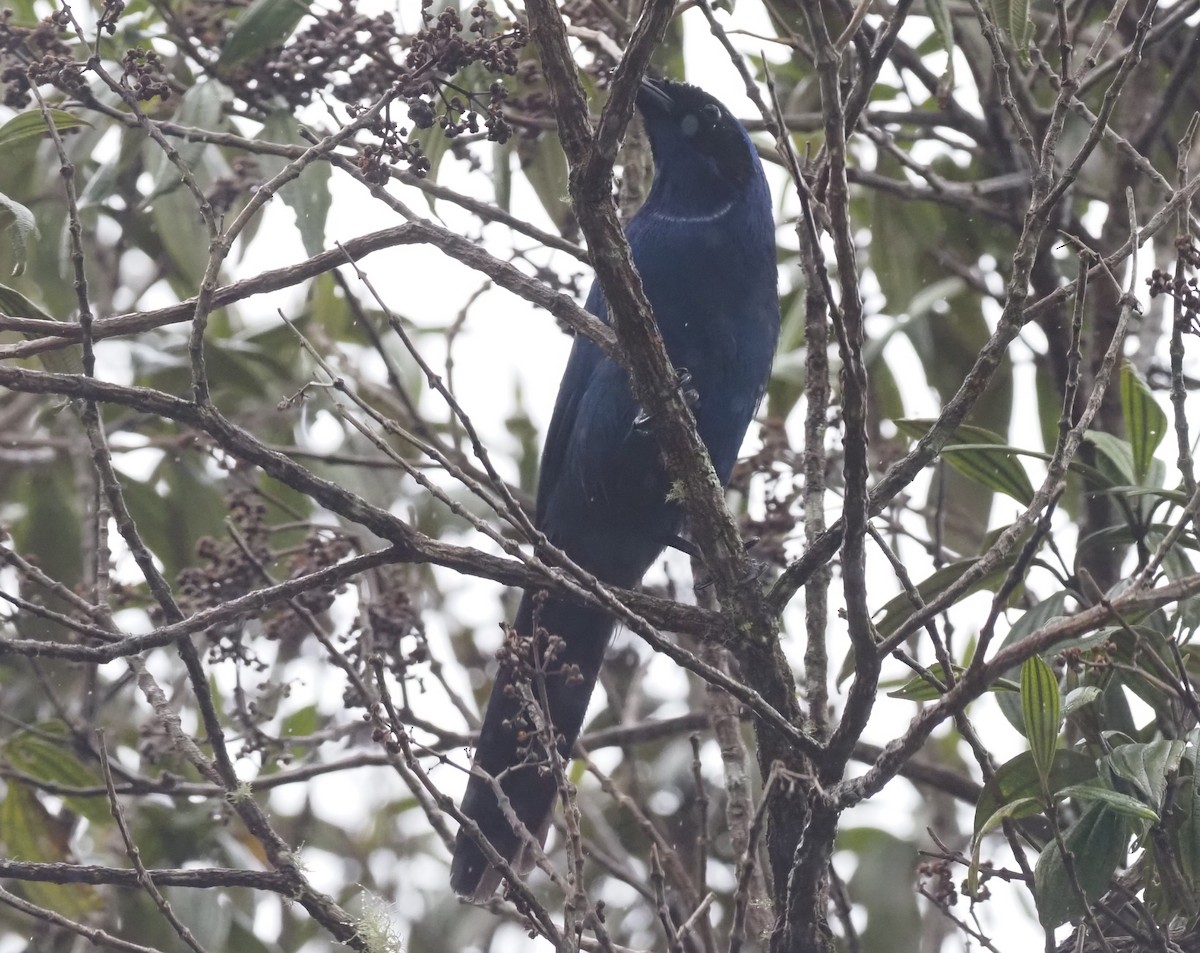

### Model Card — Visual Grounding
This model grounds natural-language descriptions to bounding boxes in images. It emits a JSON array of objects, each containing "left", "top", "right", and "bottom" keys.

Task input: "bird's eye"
[{"left": 700, "top": 103, "right": 722, "bottom": 126}]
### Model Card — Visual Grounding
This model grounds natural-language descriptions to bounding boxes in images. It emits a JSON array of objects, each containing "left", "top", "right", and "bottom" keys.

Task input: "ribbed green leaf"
[
  {"left": 989, "top": 0, "right": 1010, "bottom": 35},
  {"left": 872, "top": 556, "right": 992, "bottom": 639},
  {"left": 994, "top": 593, "right": 1070, "bottom": 732},
  {"left": 869, "top": 521, "right": 1036, "bottom": 654},
  {"left": 871, "top": 153, "right": 946, "bottom": 313},
  {"left": 1120, "top": 362, "right": 1167, "bottom": 483},
  {"left": 1021, "top": 655, "right": 1061, "bottom": 785}
]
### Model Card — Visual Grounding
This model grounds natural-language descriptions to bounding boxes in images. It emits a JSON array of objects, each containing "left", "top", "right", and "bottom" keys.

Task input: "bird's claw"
[
  {"left": 692, "top": 538, "right": 766, "bottom": 591},
  {"left": 633, "top": 369, "right": 698, "bottom": 434}
]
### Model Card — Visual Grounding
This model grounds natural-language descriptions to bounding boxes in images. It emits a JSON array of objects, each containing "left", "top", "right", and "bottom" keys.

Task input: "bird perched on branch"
[{"left": 450, "top": 75, "right": 779, "bottom": 900}]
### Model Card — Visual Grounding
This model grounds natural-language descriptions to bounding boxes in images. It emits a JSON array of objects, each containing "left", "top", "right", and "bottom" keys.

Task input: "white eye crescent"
[{"left": 680, "top": 114, "right": 700, "bottom": 137}]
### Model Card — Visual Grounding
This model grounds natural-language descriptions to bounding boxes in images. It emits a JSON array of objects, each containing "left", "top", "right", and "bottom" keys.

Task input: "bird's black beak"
[{"left": 636, "top": 75, "right": 674, "bottom": 118}]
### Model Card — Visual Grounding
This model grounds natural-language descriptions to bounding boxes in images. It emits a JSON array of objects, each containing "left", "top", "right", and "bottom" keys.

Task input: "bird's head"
[{"left": 634, "top": 77, "right": 765, "bottom": 216}]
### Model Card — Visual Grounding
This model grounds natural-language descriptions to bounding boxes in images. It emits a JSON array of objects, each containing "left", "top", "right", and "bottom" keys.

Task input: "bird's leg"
[
  {"left": 692, "top": 535, "right": 765, "bottom": 591},
  {"left": 664, "top": 534, "right": 701, "bottom": 559},
  {"left": 633, "top": 369, "right": 699, "bottom": 434}
]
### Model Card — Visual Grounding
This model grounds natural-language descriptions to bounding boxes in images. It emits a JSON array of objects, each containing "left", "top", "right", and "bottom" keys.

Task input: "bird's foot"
[
  {"left": 692, "top": 537, "right": 765, "bottom": 591},
  {"left": 633, "top": 370, "right": 698, "bottom": 434},
  {"left": 665, "top": 534, "right": 701, "bottom": 559}
]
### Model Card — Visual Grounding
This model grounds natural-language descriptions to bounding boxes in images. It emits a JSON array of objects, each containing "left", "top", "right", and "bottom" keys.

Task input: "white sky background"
[{"left": 25, "top": 1, "right": 1200, "bottom": 951}]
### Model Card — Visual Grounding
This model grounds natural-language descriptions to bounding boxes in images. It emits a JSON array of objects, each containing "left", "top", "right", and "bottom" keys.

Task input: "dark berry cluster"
[
  {"left": 233, "top": 0, "right": 523, "bottom": 178},
  {"left": 174, "top": 491, "right": 272, "bottom": 622},
  {"left": 1148, "top": 240, "right": 1200, "bottom": 333},
  {"left": 177, "top": 0, "right": 247, "bottom": 49},
  {"left": 97, "top": 0, "right": 126, "bottom": 35},
  {"left": 0, "top": 9, "right": 77, "bottom": 109},
  {"left": 1056, "top": 639, "right": 1114, "bottom": 674},
  {"left": 205, "top": 156, "right": 261, "bottom": 217},
  {"left": 119, "top": 47, "right": 171, "bottom": 102},
  {"left": 504, "top": 61, "right": 556, "bottom": 141},
  {"left": 354, "top": 564, "right": 426, "bottom": 672},
  {"left": 260, "top": 530, "right": 354, "bottom": 642},
  {"left": 356, "top": 120, "right": 432, "bottom": 184},
  {"left": 917, "top": 858, "right": 958, "bottom": 907},
  {"left": 245, "top": 0, "right": 402, "bottom": 107}
]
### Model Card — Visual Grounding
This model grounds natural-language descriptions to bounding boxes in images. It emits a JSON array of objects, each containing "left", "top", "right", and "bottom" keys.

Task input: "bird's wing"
[{"left": 534, "top": 284, "right": 608, "bottom": 526}]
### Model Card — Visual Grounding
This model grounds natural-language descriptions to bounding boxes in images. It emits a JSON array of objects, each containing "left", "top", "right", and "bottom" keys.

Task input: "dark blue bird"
[{"left": 450, "top": 76, "right": 779, "bottom": 899}]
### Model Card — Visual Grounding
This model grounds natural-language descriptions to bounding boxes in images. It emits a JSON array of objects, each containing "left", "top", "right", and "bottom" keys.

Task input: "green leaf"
[
  {"left": 925, "top": 0, "right": 956, "bottom": 93},
  {"left": 870, "top": 152, "right": 944, "bottom": 313},
  {"left": 1009, "top": 0, "right": 1031, "bottom": 48},
  {"left": 1120, "top": 362, "right": 1167, "bottom": 482},
  {"left": 1021, "top": 655, "right": 1061, "bottom": 785},
  {"left": 1085, "top": 430, "right": 1139, "bottom": 487},
  {"left": 258, "top": 111, "right": 331, "bottom": 257},
  {"left": 164, "top": 885, "right": 233, "bottom": 949},
  {"left": 217, "top": 0, "right": 315, "bottom": 69},
  {"left": 1177, "top": 728, "right": 1200, "bottom": 889},
  {"left": 0, "top": 782, "right": 101, "bottom": 918},
  {"left": 893, "top": 419, "right": 1034, "bottom": 505},
  {"left": 884, "top": 663, "right": 958, "bottom": 701},
  {"left": 839, "top": 827, "right": 922, "bottom": 951},
  {"left": 1054, "top": 783, "right": 1158, "bottom": 821},
  {"left": 492, "top": 139, "right": 512, "bottom": 211},
  {"left": 1105, "top": 740, "right": 1187, "bottom": 812},
  {"left": 4, "top": 726, "right": 110, "bottom": 824},
  {"left": 967, "top": 796, "right": 1041, "bottom": 897},
  {"left": 994, "top": 592, "right": 1071, "bottom": 732},
  {"left": 150, "top": 184, "right": 212, "bottom": 289},
  {"left": 885, "top": 663, "right": 1018, "bottom": 701},
  {"left": 0, "top": 188, "right": 38, "bottom": 276},
  {"left": 0, "top": 109, "right": 91, "bottom": 154},
  {"left": 990, "top": 0, "right": 1031, "bottom": 50},
  {"left": 1062, "top": 686, "right": 1101, "bottom": 718},
  {"left": 1034, "top": 804, "right": 1127, "bottom": 928},
  {"left": 145, "top": 80, "right": 226, "bottom": 202},
  {"left": 871, "top": 523, "right": 1034, "bottom": 640},
  {"left": 989, "top": 0, "right": 1010, "bottom": 34},
  {"left": 975, "top": 749, "right": 1096, "bottom": 834},
  {"left": 0, "top": 283, "right": 84, "bottom": 375},
  {"left": 517, "top": 129, "right": 573, "bottom": 234}
]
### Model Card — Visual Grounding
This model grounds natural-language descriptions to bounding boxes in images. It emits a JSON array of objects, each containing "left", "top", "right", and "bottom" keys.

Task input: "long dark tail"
[{"left": 450, "top": 590, "right": 613, "bottom": 899}]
